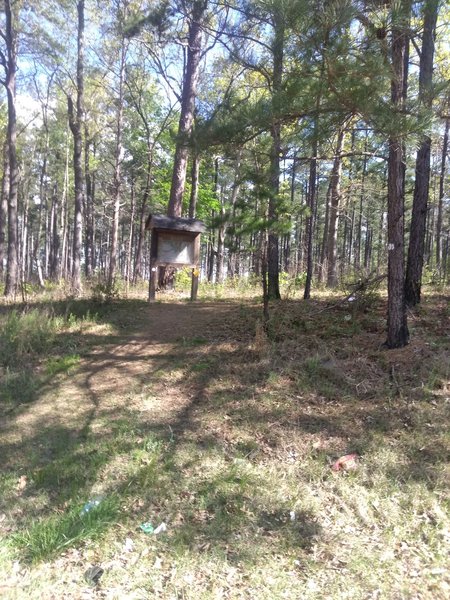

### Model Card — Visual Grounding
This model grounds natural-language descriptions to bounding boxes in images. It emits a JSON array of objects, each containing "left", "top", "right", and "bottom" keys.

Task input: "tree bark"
[
  {"left": 189, "top": 151, "right": 200, "bottom": 218},
  {"left": 267, "top": 9, "right": 284, "bottom": 300},
  {"left": 126, "top": 178, "right": 135, "bottom": 286},
  {"left": 33, "top": 150, "right": 47, "bottom": 288},
  {"left": 108, "top": 37, "right": 128, "bottom": 288},
  {"left": 59, "top": 128, "right": 70, "bottom": 280},
  {"left": 68, "top": 0, "right": 85, "bottom": 295},
  {"left": 0, "top": 139, "right": 9, "bottom": 280},
  {"left": 21, "top": 192, "right": 29, "bottom": 288},
  {"left": 84, "top": 128, "right": 95, "bottom": 278},
  {"left": 436, "top": 117, "right": 449, "bottom": 270},
  {"left": 385, "top": 2, "right": 410, "bottom": 348},
  {"left": 326, "top": 128, "right": 345, "bottom": 287},
  {"left": 134, "top": 165, "right": 151, "bottom": 282},
  {"left": 216, "top": 192, "right": 225, "bottom": 284},
  {"left": 355, "top": 134, "right": 369, "bottom": 271},
  {"left": 1, "top": 0, "right": 19, "bottom": 297},
  {"left": 167, "top": 1, "right": 207, "bottom": 217},
  {"left": 404, "top": 0, "right": 439, "bottom": 306},
  {"left": 49, "top": 183, "right": 60, "bottom": 281},
  {"left": 304, "top": 128, "right": 318, "bottom": 299}
]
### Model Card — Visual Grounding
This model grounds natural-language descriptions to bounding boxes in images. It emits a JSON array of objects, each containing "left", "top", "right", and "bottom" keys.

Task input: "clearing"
[{"left": 0, "top": 291, "right": 449, "bottom": 599}]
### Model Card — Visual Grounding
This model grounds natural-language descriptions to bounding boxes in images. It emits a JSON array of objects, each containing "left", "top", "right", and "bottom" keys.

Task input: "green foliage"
[
  {"left": 174, "top": 267, "right": 193, "bottom": 291},
  {"left": 1, "top": 368, "right": 40, "bottom": 407},
  {"left": 279, "top": 271, "right": 307, "bottom": 298},
  {"left": 91, "top": 279, "right": 121, "bottom": 303},
  {"left": 421, "top": 265, "right": 443, "bottom": 286}
]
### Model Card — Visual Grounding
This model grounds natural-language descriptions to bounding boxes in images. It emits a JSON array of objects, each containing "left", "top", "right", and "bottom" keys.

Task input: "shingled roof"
[{"left": 145, "top": 214, "right": 206, "bottom": 234}]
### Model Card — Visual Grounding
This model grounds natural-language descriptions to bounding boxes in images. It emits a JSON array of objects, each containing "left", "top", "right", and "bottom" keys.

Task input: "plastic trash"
[
  {"left": 139, "top": 521, "right": 155, "bottom": 534},
  {"left": 332, "top": 453, "right": 359, "bottom": 472},
  {"left": 123, "top": 537, "right": 134, "bottom": 552},
  {"left": 139, "top": 521, "right": 167, "bottom": 534},
  {"left": 80, "top": 496, "right": 103, "bottom": 516},
  {"left": 84, "top": 565, "right": 103, "bottom": 586},
  {"left": 153, "top": 522, "right": 167, "bottom": 535}
]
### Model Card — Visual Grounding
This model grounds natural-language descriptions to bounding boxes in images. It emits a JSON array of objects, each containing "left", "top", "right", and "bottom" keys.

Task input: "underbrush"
[{"left": 0, "top": 304, "right": 111, "bottom": 414}]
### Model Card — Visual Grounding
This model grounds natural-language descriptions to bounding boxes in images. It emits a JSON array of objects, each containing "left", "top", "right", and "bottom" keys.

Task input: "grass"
[
  {"left": 12, "top": 495, "right": 121, "bottom": 563},
  {"left": 0, "top": 284, "right": 449, "bottom": 599}
]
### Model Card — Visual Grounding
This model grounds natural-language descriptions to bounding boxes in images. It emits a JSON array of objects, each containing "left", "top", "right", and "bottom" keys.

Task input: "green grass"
[
  {"left": 0, "top": 302, "right": 116, "bottom": 414},
  {"left": 0, "top": 309, "right": 57, "bottom": 367},
  {"left": 1, "top": 368, "right": 40, "bottom": 407},
  {"left": 12, "top": 495, "right": 121, "bottom": 563},
  {"left": 0, "top": 287, "right": 449, "bottom": 599},
  {"left": 45, "top": 354, "right": 80, "bottom": 377}
]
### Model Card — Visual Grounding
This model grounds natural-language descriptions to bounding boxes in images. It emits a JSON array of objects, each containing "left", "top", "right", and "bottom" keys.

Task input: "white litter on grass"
[
  {"left": 153, "top": 522, "right": 167, "bottom": 535},
  {"left": 123, "top": 537, "right": 134, "bottom": 552}
]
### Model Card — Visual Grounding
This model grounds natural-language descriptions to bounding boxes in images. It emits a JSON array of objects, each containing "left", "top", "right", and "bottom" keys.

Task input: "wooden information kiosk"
[{"left": 145, "top": 214, "right": 206, "bottom": 302}]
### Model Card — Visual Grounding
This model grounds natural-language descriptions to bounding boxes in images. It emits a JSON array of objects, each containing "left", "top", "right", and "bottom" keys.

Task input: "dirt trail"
[{"left": 2, "top": 301, "right": 252, "bottom": 467}]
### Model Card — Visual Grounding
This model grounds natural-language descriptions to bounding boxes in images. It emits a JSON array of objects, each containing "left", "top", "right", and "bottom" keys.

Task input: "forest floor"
[{"left": 0, "top": 286, "right": 449, "bottom": 599}]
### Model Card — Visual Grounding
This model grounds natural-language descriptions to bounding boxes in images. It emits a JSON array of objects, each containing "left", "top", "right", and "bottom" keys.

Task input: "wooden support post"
[
  {"left": 190, "top": 267, "right": 199, "bottom": 301},
  {"left": 149, "top": 264, "right": 157, "bottom": 302}
]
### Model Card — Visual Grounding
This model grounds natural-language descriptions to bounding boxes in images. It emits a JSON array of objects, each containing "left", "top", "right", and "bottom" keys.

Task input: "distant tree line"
[{"left": 0, "top": 0, "right": 449, "bottom": 348}]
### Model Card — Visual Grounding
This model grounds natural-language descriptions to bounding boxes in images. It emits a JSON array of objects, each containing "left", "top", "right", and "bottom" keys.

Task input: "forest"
[
  {"left": 0, "top": 1, "right": 449, "bottom": 599},
  {"left": 0, "top": 0, "right": 448, "bottom": 345}
]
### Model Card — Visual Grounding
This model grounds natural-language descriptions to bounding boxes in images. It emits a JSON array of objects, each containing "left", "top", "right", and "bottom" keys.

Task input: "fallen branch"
[{"left": 313, "top": 273, "right": 387, "bottom": 314}]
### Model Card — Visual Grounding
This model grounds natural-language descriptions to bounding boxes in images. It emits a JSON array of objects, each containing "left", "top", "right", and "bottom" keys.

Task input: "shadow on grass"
[{"left": 0, "top": 294, "right": 448, "bottom": 565}]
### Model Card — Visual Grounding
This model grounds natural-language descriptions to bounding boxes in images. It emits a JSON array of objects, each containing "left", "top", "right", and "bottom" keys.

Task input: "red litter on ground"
[{"left": 332, "top": 453, "right": 359, "bottom": 471}]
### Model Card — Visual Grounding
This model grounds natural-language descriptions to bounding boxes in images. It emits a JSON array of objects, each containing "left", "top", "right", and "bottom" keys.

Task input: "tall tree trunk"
[
  {"left": 68, "top": 0, "right": 85, "bottom": 295},
  {"left": 1, "top": 0, "right": 19, "bottom": 297},
  {"left": 216, "top": 191, "right": 225, "bottom": 284},
  {"left": 33, "top": 151, "right": 47, "bottom": 288},
  {"left": 377, "top": 194, "right": 386, "bottom": 274},
  {"left": 168, "top": 1, "right": 207, "bottom": 217},
  {"left": 326, "top": 128, "right": 345, "bottom": 287},
  {"left": 207, "top": 226, "right": 215, "bottom": 282},
  {"left": 108, "top": 37, "right": 128, "bottom": 287},
  {"left": 385, "top": 1, "right": 410, "bottom": 348},
  {"left": 304, "top": 127, "right": 318, "bottom": 299},
  {"left": 21, "top": 193, "right": 29, "bottom": 289},
  {"left": 126, "top": 178, "right": 135, "bottom": 286},
  {"left": 33, "top": 118, "right": 50, "bottom": 288},
  {"left": 49, "top": 183, "right": 60, "bottom": 281},
  {"left": 84, "top": 129, "right": 95, "bottom": 278},
  {"left": 364, "top": 223, "right": 372, "bottom": 270},
  {"left": 404, "top": 0, "right": 439, "bottom": 306},
  {"left": 0, "top": 139, "right": 9, "bottom": 280},
  {"left": 355, "top": 134, "right": 369, "bottom": 272},
  {"left": 59, "top": 128, "right": 70, "bottom": 280},
  {"left": 436, "top": 117, "right": 449, "bottom": 271},
  {"left": 189, "top": 151, "right": 200, "bottom": 218},
  {"left": 319, "top": 181, "right": 330, "bottom": 282},
  {"left": 134, "top": 163, "right": 152, "bottom": 282},
  {"left": 304, "top": 24, "right": 328, "bottom": 299},
  {"left": 216, "top": 152, "right": 242, "bottom": 283},
  {"left": 267, "top": 10, "right": 284, "bottom": 300}
]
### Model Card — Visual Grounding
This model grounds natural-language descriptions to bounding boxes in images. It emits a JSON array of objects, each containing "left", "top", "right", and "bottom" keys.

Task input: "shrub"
[{"left": 0, "top": 310, "right": 56, "bottom": 368}]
